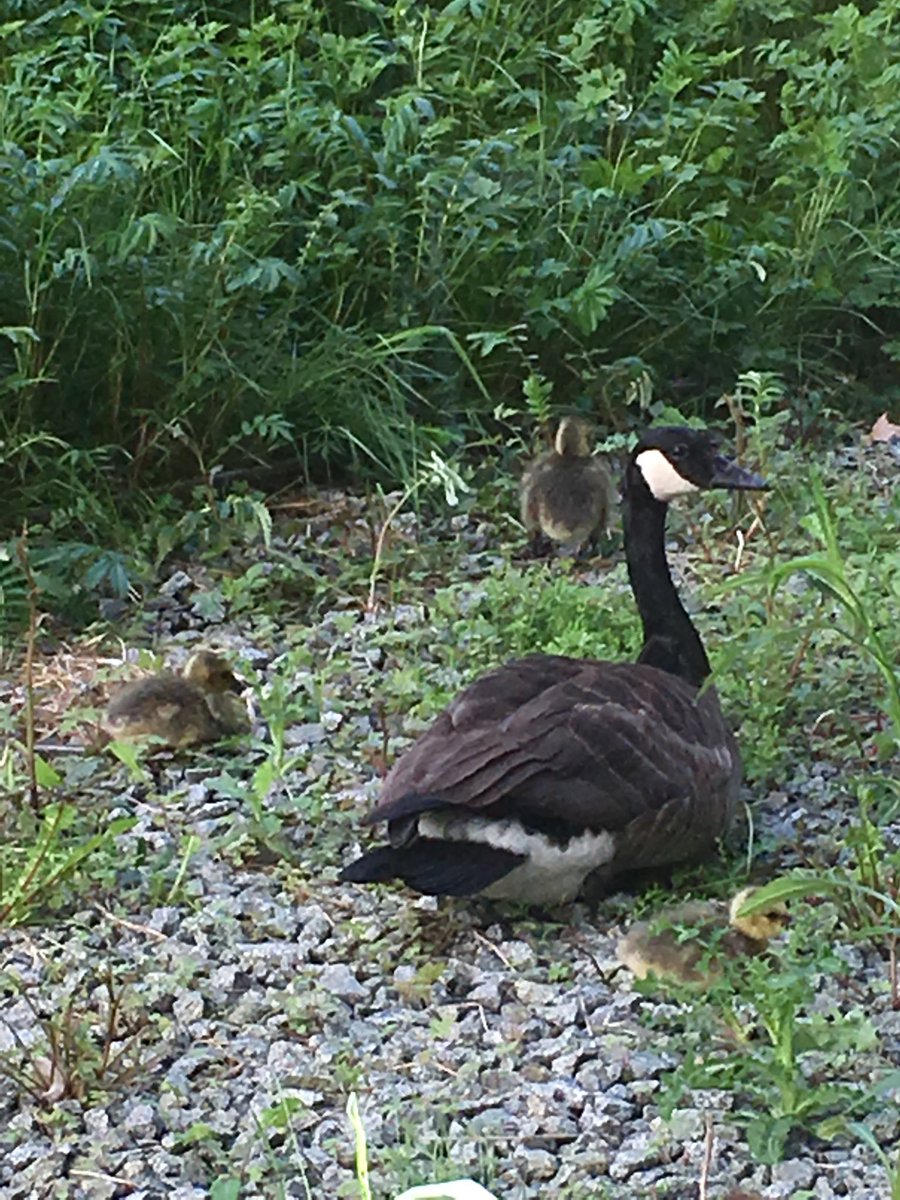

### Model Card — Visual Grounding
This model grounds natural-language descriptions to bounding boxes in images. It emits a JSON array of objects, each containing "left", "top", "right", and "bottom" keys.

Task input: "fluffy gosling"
[
  {"left": 616, "top": 887, "right": 790, "bottom": 987},
  {"left": 102, "top": 649, "right": 249, "bottom": 749},
  {"left": 520, "top": 415, "right": 611, "bottom": 555}
]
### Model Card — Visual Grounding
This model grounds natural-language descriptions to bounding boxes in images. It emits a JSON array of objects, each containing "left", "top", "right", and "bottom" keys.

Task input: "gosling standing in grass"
[
  {"left": 520, "top": 415, "right": 611, "bottom": 555},
  {"left": 616, "top": 888, "right": 790, "bottom": 986},
  {"left": 102, "top": 649, "right": 249, "bottom": 749}
]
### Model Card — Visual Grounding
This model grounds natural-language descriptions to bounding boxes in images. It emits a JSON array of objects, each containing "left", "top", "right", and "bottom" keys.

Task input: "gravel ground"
[{"left": 1, "top": 443, "right": 898, "bottom": 1200}]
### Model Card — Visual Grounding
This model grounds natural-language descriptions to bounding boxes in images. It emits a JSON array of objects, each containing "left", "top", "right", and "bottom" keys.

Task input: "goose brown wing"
[{"left": 369, "top": 655, "right": 736, "bottom": 835}]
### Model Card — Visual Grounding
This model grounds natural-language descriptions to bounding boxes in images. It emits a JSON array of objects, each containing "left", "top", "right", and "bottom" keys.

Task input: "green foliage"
[
  {"left": 657, "top": 915, "right": 888, "bottom": 1164},
  {"left": 2, "top": 0, "right": 898, "bottom": 527},
  {"left": 0, "top": 967, "right": 153, "bottom": 1106},
  {"left": 714, "top": 439, "right": 900, "bottom": 782},
  {"left": 848, "top": 1122, "right": 900, "bottom": 1200},
  {"left": 767, "top": 472, "right": 900, "bottom": 753},
  {"left": 436, "top": 562, "right": 641, "bottom": 666},
  {"left": 741, "top": 785, "right": 900, "bottom": 949},
  {"left": 0, "top": 799, "right": 135, "bottom": 927}
]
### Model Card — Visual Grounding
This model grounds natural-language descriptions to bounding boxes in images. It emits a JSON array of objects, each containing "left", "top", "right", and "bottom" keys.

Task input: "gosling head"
[
  {"left": 728, "top": 887, "right": 791, "bottom": 944},
  {"left": 554, "top": 415, "right": 594, "bottom": 459},
  {"left": 183, "top": 650, "right": 243, "bottom": 695},
  {"left": 632, "top": 426, "right": 768, "bottom": 503}
]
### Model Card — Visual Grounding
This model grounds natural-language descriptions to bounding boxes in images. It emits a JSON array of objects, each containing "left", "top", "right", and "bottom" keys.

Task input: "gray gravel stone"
[
  {"left": 608, "top": 1130, "right": 668, "bottom": 1180},
  {"left": 317, "top": 962, "right": 368, "bottom": 1001},
  {"left": 772, "top": 1157, "right": 818, "bottom": 1189},
  {"left": 172, "top": 990, "right": 205, "bottom": 1024},
  {"left": 284, "top": 721, "right": 327, "bottom": 745},
  {"left": 660, "top": 1106, "right": 707, "bottom": 1141},
  {"left": 122, "top": 1101, "right": 158, "bottom": 1137},
  {"left": 159, "top": 570, "right": 193, "bottom": 597}
]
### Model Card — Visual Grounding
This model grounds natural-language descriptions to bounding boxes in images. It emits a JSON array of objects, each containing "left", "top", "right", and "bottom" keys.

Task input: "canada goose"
[
  {"left": 102, "top": 649, "right": 249, "bottom": 748},
  {"left": 616, "top": 887, "right": 791, "bottom": 985},
  {"left": 520, "top": 416, "right": 610, "bottom": 554},
  {"left": 340, "top": 427, "right": 766, "bottom": 904}
]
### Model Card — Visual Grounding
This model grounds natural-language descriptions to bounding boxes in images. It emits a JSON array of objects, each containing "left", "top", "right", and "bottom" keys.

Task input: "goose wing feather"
[{"left": 369, "top": 655, "right": 737, "bottom": 846}]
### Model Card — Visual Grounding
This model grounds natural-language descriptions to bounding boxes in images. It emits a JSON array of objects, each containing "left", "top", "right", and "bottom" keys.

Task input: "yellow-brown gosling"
[
  {"left": 102, "top": 649, "right": 249, "bottom": 749},
  {"left": 616, "top": 887, "right": 790, "bottom": 986},
  {"left": 520, "top": 415, "right": 611, "bottom": 555}
]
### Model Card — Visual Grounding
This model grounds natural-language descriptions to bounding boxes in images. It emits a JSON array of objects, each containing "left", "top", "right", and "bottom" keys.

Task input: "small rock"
[
  {"left": 626, "top": 1049, "right": 671, "bottom": 1077},
  {"left": 318, "top": 964, "right": 367, "bottom": 1002},
  {"left": 608, "top": 1131, "right": 667, "bottom": 1181},
  {"left": 284, "top": 722, "right": 326, "bottom": 746},
  {"left": 660, "top": 1107, "right": 706, "bottom": 1142},
  {"left": 468, "top": 979, "right": 503, "bottom": 1011},
  {"left": 266, "top": 1040, "right": 311, "bottom": 1086},
  {"left": 159, "top": 571, "right": 193, "bottom": 597},
  {"left": 147, "top": 907, "right": 181, "bottom": 935},
  {"left": 514, "top": 1146, "right": 558, "bottom": 1179},
  {"left": 173, "top": 991, "right": 205, "bottom": 1025},
  {"left": 771, "top": 1159, "right": 816, "bottom": 1190},
  {"left": 497, "top": 940, "right": 536, "bottom": 969},
  {"left": 82, "top": 1108, "right": 111, "bottom": 1138},
  {"left": 122, "top": 1102, "right": 157, "bottom": 1137},
  {"left": 514, "top": 980, "right": 557, "bottom": 1006},
  {"left": 67, "top": 1158, "right": 120, "bottom": 1199}
]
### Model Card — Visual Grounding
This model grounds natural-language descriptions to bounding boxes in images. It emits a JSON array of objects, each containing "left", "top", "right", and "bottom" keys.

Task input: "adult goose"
[
  {"left": 340, "top": 427, "right": 766, "bottom": 903},
  {"left": 520, "top": 415, "right": 611, "bottom": 555}
]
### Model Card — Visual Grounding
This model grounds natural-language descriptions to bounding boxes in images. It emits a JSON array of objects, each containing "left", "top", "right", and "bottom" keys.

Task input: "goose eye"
[{"left": 670, "top": 443, "right": 688, "bottom": 460}]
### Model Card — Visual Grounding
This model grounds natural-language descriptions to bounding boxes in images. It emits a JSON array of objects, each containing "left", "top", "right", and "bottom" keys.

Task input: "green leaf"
[
  {"left": 34, "top": 755, "right": 62, "bottom": 789},
  {"left": 210, "top": 1179, "right": 241, "bottom": 1200}
]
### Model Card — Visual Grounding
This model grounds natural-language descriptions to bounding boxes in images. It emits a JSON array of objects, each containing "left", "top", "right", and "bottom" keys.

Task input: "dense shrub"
[{"left": 1, "top": 0, "right": 898, "bottom": 512}]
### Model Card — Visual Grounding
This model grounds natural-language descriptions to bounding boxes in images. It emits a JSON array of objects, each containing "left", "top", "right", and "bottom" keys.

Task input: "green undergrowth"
[
  {"left": 3, "top": 0, "right": 899, "bottom": 524},
  {"left": 650, "top": 906, "right": 895, "bottom": 1165}
]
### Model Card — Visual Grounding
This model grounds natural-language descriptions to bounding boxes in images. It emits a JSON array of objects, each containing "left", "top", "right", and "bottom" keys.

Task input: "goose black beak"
[{"left": 710, "top": 455, "right": 768, "bottom": 491}]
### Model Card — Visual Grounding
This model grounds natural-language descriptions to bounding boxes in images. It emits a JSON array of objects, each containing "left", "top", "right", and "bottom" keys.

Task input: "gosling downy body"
[
  {"left": 520, "top": 416, "right": 610, "bottom": 553},
  {"left": 340, "top": 427, "right": 766, "bottom": 904},
  {"left": 102, "top": 649, "right": 248, "bottom": 748},
  {"left": 616, "top": 887, "right": 791, "bottom": 985}
]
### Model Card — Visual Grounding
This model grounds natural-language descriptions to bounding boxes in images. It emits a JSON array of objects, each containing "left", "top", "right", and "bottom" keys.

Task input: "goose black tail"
[{"left": 339, "top": 841, "right": 524, "bottom": 897}]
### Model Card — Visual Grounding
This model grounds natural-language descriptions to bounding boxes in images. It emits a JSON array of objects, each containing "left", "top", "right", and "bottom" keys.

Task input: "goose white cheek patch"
[{"left": 635, "top": 449, "right": 700, "bottom": 502}]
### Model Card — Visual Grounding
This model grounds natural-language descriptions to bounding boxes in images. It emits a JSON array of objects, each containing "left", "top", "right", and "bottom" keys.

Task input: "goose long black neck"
[{"left": 623, "top": 461, "right": 711, "bottom": 689}]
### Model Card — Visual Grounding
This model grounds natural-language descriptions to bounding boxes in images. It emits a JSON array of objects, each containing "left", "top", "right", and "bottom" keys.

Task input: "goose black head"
[{"left": 632, "top": 426, "right": 768, "bottom": 503}]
